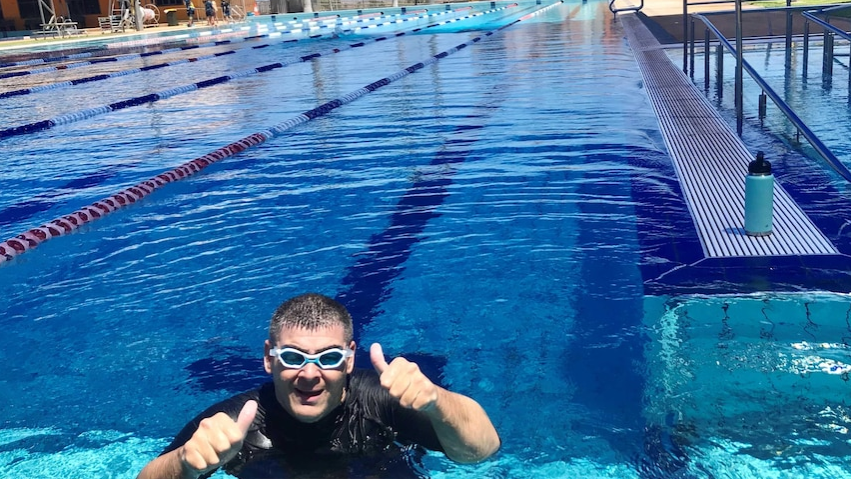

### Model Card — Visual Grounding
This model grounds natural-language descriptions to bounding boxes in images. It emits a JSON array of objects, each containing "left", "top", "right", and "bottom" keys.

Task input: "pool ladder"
[{"left": 609, "top": 0, "right": 643, "bottom": 15}]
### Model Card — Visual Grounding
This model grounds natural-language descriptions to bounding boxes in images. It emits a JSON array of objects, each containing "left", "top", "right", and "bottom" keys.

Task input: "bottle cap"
[{"left": 748, "top": 151, "right": 772, "bottom": 175}]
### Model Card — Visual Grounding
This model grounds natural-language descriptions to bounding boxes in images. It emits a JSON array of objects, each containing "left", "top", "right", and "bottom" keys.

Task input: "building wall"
[
  {"left": 0, "top": 0, "right": 196, "bottom": 31},
  {"left": 1, "top": 0, "right": 23, "bottom": 30}
]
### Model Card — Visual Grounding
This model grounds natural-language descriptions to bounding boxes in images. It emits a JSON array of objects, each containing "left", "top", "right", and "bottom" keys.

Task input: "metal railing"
[
  {"left": 801, "top": 5, "right": 851, "bottom": 82},
  {"left": 689, "top": 12, "right": 851, "bottom": 182},
  {"left": 608, "top": 0, "right": 642, "bottom": 15},
  {"left": 681, "top": 0, "right": 741, "bottom": 72}
]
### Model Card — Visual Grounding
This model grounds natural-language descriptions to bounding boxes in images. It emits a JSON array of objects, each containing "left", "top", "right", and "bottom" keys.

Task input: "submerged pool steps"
[{"left": 621, "top": 14, "right": 838, "bottom": 258}]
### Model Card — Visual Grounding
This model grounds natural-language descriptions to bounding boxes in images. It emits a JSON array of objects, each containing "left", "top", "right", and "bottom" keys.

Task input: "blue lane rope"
[
  {"left": 0, "top": 4, "right": 519, "bottom": 139},
  {"left": 0, "top": 48, "right": 254, "bottom": 99},
  {"left": 0, "top": 40, "right": 261, "bottom": 81},
  {"left": 0, "top": 50, "right": 104, "bottom": 69},
  {"left": 0, "top": 30, "right": 261, "bottom": 70},
  {"left": 0, "top": 1, "right": 561, "bottom": 264},
  {"left": 104, "top": 11, "right": 412, "bottom": 50},
  {"left": 0, "top": 9, "right": 437, "bottom": 70},
  {"left": 0, "top": 8, "right": 467, "bottom": 97}
]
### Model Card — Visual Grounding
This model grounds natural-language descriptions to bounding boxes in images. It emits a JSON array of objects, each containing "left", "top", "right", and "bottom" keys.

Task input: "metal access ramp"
[{"left": 620, "top": 13, "right": 838, "bottom": 258}]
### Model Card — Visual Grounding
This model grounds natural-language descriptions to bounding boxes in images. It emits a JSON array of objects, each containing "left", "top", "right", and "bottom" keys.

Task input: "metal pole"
[
  {"left": 690, "top": 18, "right": 695, "bottom": 78},
  {"left": 37, "top": 0, "right": 53, "bottom": 25},
  {"left": 735, "top": 0, "right": 743, "bottom": 136},
  {"left": 824, "top": 31, "right": 834, "bottom": 80},
  {"left": 134, "top": 0, "right": 143, "bottom": 30},
  {"left": 803, "top": 20, "right": 809, "bottom": 79},
  {"left": 848, "top": 40, "right": 851, "bottom": 103},
  {"left": 785, "top": 0, "right": 792, "bottom": 50},
  {"left": 716, "top": 44, "right": 724, "bottom": 97},
  {"left": 683, "top": 0, "right": 688, "bottom": 73},
  {"left": 704, "top": 28, "right": 710, "bottom": 90}
]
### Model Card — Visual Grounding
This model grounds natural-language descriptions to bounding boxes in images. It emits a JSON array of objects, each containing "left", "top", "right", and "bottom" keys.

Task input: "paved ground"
[
  {"left": 633, "top": 0, "right": 816, "bottom": 44},
  {"left": 0, "top": 23, "right": 211, "bottom": 54},
  {"left": 0, "top": 1, "right": 826, "bottom": 54}
]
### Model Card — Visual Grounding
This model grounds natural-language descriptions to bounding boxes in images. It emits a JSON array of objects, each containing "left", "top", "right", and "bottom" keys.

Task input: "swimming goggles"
[{"left": 269, "top": 347, "right": 353, "bottom": 370}]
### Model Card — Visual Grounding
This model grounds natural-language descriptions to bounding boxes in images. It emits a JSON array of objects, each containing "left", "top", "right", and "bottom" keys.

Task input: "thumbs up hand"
[
  {"left": 179, "top": 399, "right": 258, "bottom": 477},
  {"left": 370, "top": 343, "right": 439, "bottom": 412}
]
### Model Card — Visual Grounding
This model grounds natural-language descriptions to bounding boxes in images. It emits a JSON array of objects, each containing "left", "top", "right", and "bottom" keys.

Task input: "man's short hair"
[{"left": 269, "top": 293, "right": 354, "bottom": 344}]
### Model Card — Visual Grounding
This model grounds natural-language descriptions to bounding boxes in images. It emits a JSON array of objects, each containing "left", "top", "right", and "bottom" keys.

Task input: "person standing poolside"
[
  {"left": 184, "top": 0, "right": 195, "bottom": 26},
  {"left": 136, "top": 293, "right": 500, "bottom": 479},
  {"left": 220, "top": 0, "right": 232, "bottom": 23},
  {"left": 204, "top": 0, "right": 216, "bottom": 26}
]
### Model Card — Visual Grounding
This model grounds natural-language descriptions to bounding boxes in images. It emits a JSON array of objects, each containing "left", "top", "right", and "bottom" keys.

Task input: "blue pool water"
[{"left": 2, "top": 2, "right": 851, "bottom": 478}]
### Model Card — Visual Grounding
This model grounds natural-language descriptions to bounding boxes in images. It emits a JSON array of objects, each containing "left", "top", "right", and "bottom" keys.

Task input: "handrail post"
[
  {"left": 735, "top": 0, "right": 743, "bottom": 135},
  {"left": 692, "top": 12, "right": 851, "bottom": 182},
  {"left": 785, "top": 0, "right": 792, "bottom": 50},
  {"left": 823, "top": 31, "right": 834, "bottom": 81},
  {"left": 690, "top": 18, "right": 696, "bottom": 78},
  {"left": 704, "top": 28, "right": 710, "bottom": 90},
  {"left": 716, "top": 44, "right": 724, "bottom": 97},
  {"left": 683, "top": 0, "right": 688, "bottom": 73},
  {"left": 803, "top": 20, "right": 809, "bottom": 79}
]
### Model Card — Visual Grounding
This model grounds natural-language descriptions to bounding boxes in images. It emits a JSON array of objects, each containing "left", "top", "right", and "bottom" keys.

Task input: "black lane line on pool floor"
[
  {"left": 0, "top": 6, "right": 524, "bottom": 237},
  {"left": 0, "top": 6, "right": 516, "bottom": 141},
  {"left": 335, "top": 127, "right": 484, "bottom": 378},
  {"left": 184, "top": 126, "right": 486, "bottom": 393},
  {"left": 0, "top": 2, "right": 558, "bottom": 261},
  {"left": 563, "top": 142, "right": 699, "bottom": 479},
  {"left": 182, "top": 5, "right": 563, "bottom": 394}
]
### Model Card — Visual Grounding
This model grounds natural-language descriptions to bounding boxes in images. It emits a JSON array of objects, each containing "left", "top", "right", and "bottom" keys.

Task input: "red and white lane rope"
[{"left": 0, "top": 1, "right": 560, "bottom": 264}]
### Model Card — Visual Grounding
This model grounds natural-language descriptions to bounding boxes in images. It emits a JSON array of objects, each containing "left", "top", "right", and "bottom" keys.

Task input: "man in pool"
[{"left": 136, "top": 293, "right": 500, "bottom": 479}]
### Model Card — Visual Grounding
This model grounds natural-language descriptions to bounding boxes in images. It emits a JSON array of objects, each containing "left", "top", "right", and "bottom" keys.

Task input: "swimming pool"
[{"left": 2, "top": 2, "right": 851, "bottom": 478}]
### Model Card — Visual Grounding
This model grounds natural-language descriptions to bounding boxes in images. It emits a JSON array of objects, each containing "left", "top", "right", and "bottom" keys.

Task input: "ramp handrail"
[
  {"left": 691, "top": 13, "right": 851, "bottom": 183},
  {"left": 609, "top": 0, "right": 643, "bottom": 15},
  {"left": 802, "top": 6, "right": 851, "bottom": 42}
]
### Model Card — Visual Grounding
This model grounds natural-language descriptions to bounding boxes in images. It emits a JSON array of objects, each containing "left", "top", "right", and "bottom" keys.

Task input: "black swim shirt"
[{"left": 161, "top": 369, "right": 445, "bottom": 478}]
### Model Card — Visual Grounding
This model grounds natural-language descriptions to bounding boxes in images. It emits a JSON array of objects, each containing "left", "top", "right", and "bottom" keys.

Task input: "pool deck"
[
  {"left": 0, "top": 23, "right": 200, "bottom": 50},
  {"left": 620, "top": 0, "right": 829, "bottom": 44},
  {"left": 0, "top": 0, "right": 780, "bottom": 53}
]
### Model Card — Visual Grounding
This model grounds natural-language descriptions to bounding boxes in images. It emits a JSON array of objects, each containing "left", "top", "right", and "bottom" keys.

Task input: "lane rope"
[
  {"left": 0, "top": 10, "right": 422, "bottom": 69},
  {"left": 0, "top": 1, "right": 561, "bottom": 264},
  {"left": 0, "top": 10, "right": 427, "bottom": 79},
  {"left": 0, "top": 37, "right": 260, "bottom": 81},
  {"left": 103, "top": 10, "right": 417, "bottom": 50},
  {"left": 0, "top": 4, "right": 517, "bottom": 139},
  {"left": 0, "top": 8, "right": 465, "bottom": 98}
]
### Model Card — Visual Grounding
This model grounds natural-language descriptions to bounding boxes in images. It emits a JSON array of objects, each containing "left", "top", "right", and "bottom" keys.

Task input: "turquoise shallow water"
[{"left": 1, "top": 3, "right": 851, "bottom": 478}]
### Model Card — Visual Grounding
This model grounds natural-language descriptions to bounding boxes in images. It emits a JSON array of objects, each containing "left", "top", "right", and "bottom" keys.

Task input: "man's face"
[{"left": 264, "top": 324, "right": 355, "bottom": 423}]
